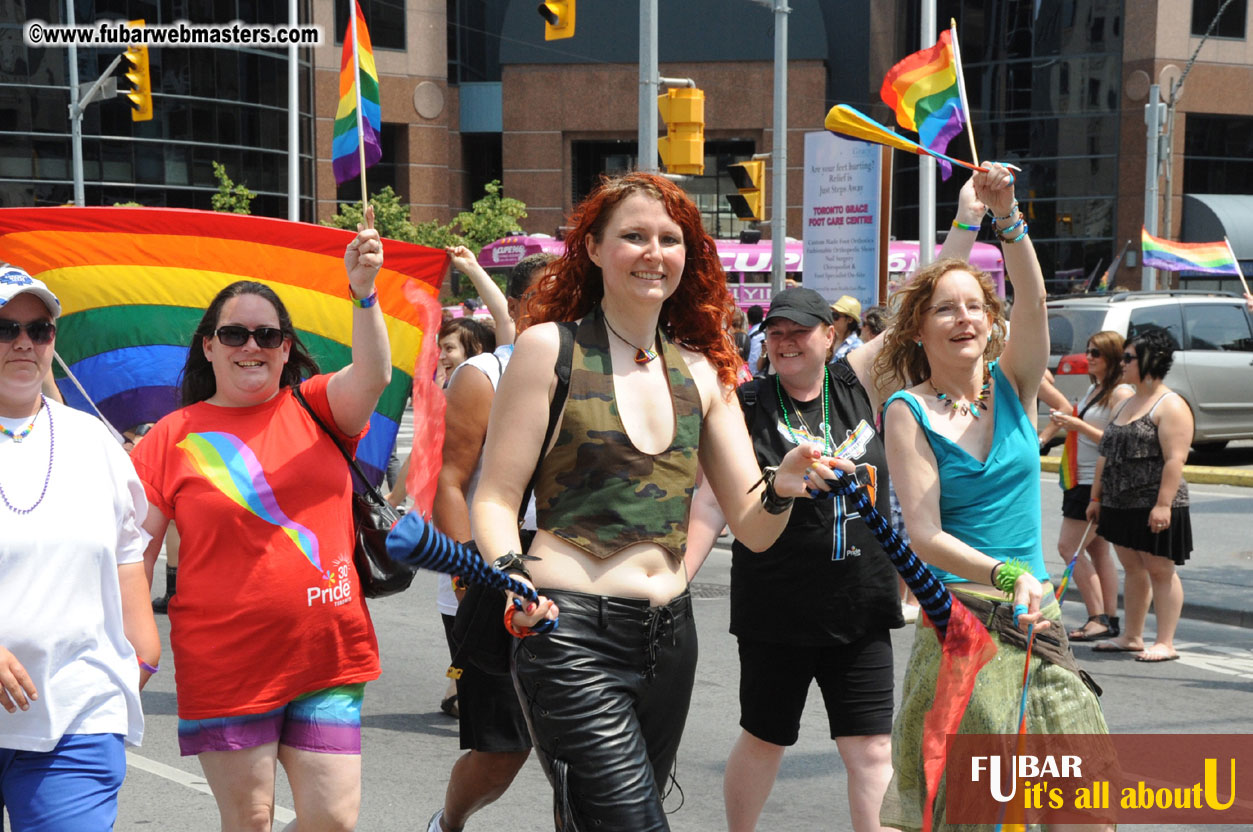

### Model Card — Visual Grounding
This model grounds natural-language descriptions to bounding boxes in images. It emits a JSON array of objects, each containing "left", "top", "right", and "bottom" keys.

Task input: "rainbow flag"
[
  {"left": 824, "top": 104, "right": 984, "bottom": 176},
  {"left": 0, "top": 207, "right": 446, "bottom": 488},
  {"left": 880, "top": 29, "right": 966, "bottom": 180},
  {"left": 333, "top": 0, "right": 382, "bottom": 186},
  {"left": 1141, "top": 228, "right": 1240, "bottom": 276}
]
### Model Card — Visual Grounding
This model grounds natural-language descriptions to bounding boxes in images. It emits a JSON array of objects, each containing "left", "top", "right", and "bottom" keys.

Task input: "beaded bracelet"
[
  {"left": 996, "top": 215, "right": 1024, "bottom": 238},
  {"left": 1003, "top": 226, "right": 1030, "bottom": 244},
  {"left": 989, "top": 200, "right": 1019, "bottom": 223},
  {"left": 350, "top": 288, "right": 379, "bottom": 308},
  {"left": 138, "top": 658, "right": 159, "bottom": 675},
  {"left": 951, "top": 219, "right": 980, "bottom": 232},
  {"left": 993, "top": 558, "right": 1030, "bottom": 595},
  {"left": 503, "top": 605, "right": 536, "bottom": 639}
]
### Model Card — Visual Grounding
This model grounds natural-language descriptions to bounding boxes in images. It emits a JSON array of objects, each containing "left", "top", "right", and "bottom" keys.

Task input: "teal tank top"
[{"left": 885, "top": 361, "right": 1049, "bottom": 585}]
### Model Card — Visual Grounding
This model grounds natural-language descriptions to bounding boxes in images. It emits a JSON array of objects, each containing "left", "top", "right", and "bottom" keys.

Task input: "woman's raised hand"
[
  {"left": 954, "top": 175, "right": 987, "bottom": 228},
  {"left": 973, "top": 162, "right": 1016, "bottom": 221},
  {"left": 345, "top": 203, "right": 384, "bottom": 296}
]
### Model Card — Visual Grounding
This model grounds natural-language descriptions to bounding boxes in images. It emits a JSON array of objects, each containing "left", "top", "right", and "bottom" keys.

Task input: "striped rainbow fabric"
[
  {"left": 880, "top": 29, "right": 967, "bottom": 180},
  {"left": 332, "top": 0, "right": 382, "bottom": 186},
  {"left": 1141, "top": 228, "right": 1240, "bottom": 276},
  {"left": 0, "top": 207, "right": 446, "bottom": 487}
]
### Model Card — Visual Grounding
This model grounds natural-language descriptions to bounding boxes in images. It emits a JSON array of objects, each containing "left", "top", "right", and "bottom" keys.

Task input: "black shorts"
[
  {"left": 441, "top": 614, "right": 531, "bottom": 753},
  {"left": 737, "top": 630, "right": 894, "bottom": 746},
  {"left": 1061, "top": 484, "right": 1093, "bottom": 521}
]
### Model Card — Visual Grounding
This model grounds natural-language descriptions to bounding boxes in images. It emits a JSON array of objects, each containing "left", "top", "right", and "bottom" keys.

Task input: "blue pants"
[{"left": 0, "top": 734, "right": 126, "bottom": 832}]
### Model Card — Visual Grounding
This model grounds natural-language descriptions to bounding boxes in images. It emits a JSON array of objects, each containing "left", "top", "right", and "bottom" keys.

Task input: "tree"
[
  {"left": 322, "top": 186, "right": 427, "bottom": 243},
  {"left": 211, "top": 162, "right": 256, "bottom": 214},
  {"left": 452, "top": 180, "right": 527, "bottom": 252}
]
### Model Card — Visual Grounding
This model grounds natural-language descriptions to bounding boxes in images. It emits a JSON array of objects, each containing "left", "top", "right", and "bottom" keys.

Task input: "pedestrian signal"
[{"left": 726, "top": 160, "right": 765, "bottom": 221}]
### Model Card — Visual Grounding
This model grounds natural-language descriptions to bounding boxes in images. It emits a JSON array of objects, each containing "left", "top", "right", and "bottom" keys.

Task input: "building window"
[
  {"left": 1191, "top": 0, "right": 1247, "bottom": 37},
  {"left": 1184, "top": 114, "right": 1253, "bottom": 194},
  {"left": 336, "top": 122, "right": 407, "bottom": 204},
  {"left": 335, "top": 0, "right": 406, "bottom": 51}
]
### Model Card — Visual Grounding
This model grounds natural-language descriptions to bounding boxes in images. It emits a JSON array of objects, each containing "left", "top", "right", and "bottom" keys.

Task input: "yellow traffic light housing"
[
  {"left": 726, "top": 160, "right": 765, "bottom": 221},
  {"left": 122, "top": 20, "right": 152, "bottom": 122},
  {"left": 537, "top": 1, "right": 575, "bottom": 40},
  {"left": 657, "top": 87, "right": 704, "bottom": 175}
]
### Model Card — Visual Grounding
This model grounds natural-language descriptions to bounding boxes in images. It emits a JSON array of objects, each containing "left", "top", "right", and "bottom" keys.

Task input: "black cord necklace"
[{"left": 603, "top": 312, "right": 659, "bottom": 364}]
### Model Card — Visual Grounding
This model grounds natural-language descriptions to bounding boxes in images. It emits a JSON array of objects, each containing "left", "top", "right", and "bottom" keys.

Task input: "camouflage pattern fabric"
[{"left": 534, "top": 307, "right": 702, "bottom": 560}]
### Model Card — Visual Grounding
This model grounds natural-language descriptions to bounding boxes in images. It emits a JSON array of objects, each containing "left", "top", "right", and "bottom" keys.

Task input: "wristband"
[
  {"left": 1002, "top": 226, "right": 1030, "bottom": 244},
  {"left": 951, "top": 219, "right": 980, "bottom": 232},
  {"left": 349, "top": 288, "right": 378, "bottom": 308},
  {"left": 993, "top": 558, "right": 1030, "bottom": 595},
  {"left": 138, "top": 658, "right": 158, "bottom": 675},
  {"left": 996, "top": 215, "right": 1024, "bottom": 237},
  {"left": 989, "top": 562, "right": 1001, "bottom": 587},
  {"left": 755, "top": 466, "right": 794, "bottom": 515},
  {"left": 1089, "top": 497, "right": 1101, "bottom": 503}
]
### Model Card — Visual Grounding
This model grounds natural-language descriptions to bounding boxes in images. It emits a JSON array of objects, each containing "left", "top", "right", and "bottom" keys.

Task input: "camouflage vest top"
[{"left": 534, "top": 307, "right": 703, "bottom": 560}]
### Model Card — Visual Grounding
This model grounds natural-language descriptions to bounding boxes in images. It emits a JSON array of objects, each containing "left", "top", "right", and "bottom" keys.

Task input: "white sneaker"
[
  {"left": 426, "top": 809, "right": 445, "bottom": 832},
  {"left": 901, "top": 602, "right": 920, "bottom": 623}
]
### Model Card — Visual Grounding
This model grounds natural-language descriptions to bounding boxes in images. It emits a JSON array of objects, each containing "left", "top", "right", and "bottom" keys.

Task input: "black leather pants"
[{"left": 512, "top": 588, "right": 697, "bottom": 832}]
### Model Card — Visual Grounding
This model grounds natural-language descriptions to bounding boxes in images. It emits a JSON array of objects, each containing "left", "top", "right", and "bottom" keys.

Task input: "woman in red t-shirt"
[{"left": 131, "top": 207, "right": 391, "bottom": 831}]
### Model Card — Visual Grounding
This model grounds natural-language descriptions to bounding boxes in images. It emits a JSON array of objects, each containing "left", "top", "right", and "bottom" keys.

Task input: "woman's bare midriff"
[{"left": 525, "top": 529, "right": 687, "bottom": 605}]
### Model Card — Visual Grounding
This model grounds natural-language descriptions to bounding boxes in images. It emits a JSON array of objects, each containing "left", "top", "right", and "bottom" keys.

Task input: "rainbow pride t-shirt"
[{"left": 132, "top": 374, "right": 380, "bottom": 720}]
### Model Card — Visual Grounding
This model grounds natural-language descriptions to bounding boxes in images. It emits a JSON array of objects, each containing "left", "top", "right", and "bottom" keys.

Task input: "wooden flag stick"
[
  {"left": 949, "top": 19, "right": 980, "bottom": 168},
  {"left": 1225, "top": 236, "right": 1251, "bottom": 297},
  {"left": 350, "top": 0, "right": 368, "bottom": 210}
]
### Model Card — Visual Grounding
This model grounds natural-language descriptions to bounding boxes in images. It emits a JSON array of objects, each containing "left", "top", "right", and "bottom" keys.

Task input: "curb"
[
  {"left": 1062, "top": 585, "right": 1253, "bottom": 631},
  {"left": 1040, "top": 456, "right": 1253, "bottom": 487}
]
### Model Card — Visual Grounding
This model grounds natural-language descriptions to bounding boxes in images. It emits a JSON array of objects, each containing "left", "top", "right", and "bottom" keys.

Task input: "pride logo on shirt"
[{"left": 178, "top": 431, "right": 325, "bottom": 578}]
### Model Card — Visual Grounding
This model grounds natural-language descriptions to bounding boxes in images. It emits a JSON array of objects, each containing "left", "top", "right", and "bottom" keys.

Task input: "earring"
[{"left": 915, "top": 340, "right": 922, "bottom": 347}]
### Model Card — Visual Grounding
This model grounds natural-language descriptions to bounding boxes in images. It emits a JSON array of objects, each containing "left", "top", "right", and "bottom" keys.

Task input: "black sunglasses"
[
  {"left": 1121, "top": 353, "right": 1137, "bottom": 364},
  {"left": 215, "top": 325, "right": 285, "bottom": 349},
  {"left": 0, "top": 319, "right": 56, "bottom": 345},
  {"left": 1086, "top": 348, "right": 1102, "bottom": 358}
]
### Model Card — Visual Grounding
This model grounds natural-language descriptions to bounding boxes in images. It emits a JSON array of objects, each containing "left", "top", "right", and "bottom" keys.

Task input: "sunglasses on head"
[
  {"left": 0, "top": 319, "right": 56, "bottom": 345},
  {"left": 215, "top": 325, "right": 285, "bottom": 349}
]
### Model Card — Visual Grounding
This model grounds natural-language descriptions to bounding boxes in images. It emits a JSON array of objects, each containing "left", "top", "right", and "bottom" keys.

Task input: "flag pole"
[
  {"left": 1224, "top": 236, "right": 1251, "bottom": 297},
  {"left": 350, "top": 0, "right": 368, "bottom": 211},
  {"left": 949, "top": 19, "right": 979, "bottom": 168}
]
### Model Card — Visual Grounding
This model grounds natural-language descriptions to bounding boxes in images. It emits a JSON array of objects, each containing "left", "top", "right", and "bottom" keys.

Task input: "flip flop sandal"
[
  {"left": 1068, "top": 615, "right": 1114, "bottom": 642},
  {"left": 1135, "top": 651, "right": 1180, "bottom": 663},
  {"left": 440, "top": 694, "right": 459, "bottom": 718},
  {"left": 1091, "top": 641, "right": 1144, "bottom": 653}
]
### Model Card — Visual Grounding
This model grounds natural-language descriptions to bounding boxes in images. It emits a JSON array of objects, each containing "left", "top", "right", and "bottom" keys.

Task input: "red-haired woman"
[{"left": 471, "top": 172, "right": 837, "bottom": 831}]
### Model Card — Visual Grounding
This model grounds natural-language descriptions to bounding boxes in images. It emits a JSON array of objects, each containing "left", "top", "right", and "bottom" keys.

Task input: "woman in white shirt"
[{"left": 0, "top": 266, "right": 158, "bottom": 830}]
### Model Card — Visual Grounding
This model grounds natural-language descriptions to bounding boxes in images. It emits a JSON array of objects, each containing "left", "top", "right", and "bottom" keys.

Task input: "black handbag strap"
[
  {"left": 517, "top": 321, "right": 577, "bottom": 523},
  {"left": 292, "top": 383, "right": 387, "bottom": 504}
]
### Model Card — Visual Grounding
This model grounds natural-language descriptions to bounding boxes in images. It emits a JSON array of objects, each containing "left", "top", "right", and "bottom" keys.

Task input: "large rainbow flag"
[
  {"left": 880, "top": 29, "right": 966, "bottom": 180},
  {"left": 1141, "top": 228, "right": 1241, "bottom": 276},
  {"left": 0, "top": 207, "right": 446, "bottom": 488},
  {"left": 333, "top": 0, "right": 382, "bottom": 185}
]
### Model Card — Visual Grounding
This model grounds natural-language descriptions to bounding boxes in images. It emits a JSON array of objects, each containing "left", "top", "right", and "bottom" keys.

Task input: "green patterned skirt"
[{"left": 880, "top": 596, "right": 1108, "bottom": 832}]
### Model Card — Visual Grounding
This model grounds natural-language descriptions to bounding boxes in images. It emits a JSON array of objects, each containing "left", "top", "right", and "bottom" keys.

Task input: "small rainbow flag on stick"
[
  {"left": 1141, "top": 228, "right": 1243, "bottom": 279},
  {"left": 880, "top": 28, "right": 968, "bottom": 180},
  {"left": 332, "top": 0, "right": 382, "bottom": 188},
  {"left": 824, "top": 104, "right": 985, "bottom": 176}
]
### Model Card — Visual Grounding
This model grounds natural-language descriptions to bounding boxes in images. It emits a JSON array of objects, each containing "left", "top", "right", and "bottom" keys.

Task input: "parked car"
[{"left": 1046, "top": 291, "right": 1253, "bottom": 449}]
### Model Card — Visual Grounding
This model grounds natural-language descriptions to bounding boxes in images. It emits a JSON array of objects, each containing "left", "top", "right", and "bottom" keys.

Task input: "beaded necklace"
[
  {"left": 929, "top": 368, "right": 991, "bottom": 418},
  {"left": 602, "top": 312, "right": 659, "bottom": 364},
  {"left": 0, "top": 395, "right": 54, "bottom": 515},
  {"left": 774, "top": 372, "right": 832, "bottom": 453},
  {"left": 0, "top": 401, "right": 40, "bottom": 442}
]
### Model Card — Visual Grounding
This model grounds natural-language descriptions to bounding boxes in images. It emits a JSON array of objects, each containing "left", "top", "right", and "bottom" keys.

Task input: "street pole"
[
  {"left": 638, "top": 0, "right": 658, "bottom": 172},
  {"left": 917, "top": 0, "right": 937, "bottom": 268},
  {"left": 67, "top": 0, "right": 84, "bottom": 206},
  {"left": 770, "top": 0, "right": 788, "bottom": 294},
  {"left": 287, "top": 0, "right": 299, "bottom": 221},
  {"left": 1143, "top": 83, "right": 1163, "bottom": 291}
]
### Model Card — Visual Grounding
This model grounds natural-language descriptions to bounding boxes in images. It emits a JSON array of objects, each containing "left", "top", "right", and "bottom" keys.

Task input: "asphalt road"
[{"left": 99, "top": 478, "right": 1253, "bottom": 831}]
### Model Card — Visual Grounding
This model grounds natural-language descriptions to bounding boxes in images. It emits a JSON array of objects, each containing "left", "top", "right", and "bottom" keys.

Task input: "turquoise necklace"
[{"left": 775, "top": 372, "right": 832, "bottom": 453}]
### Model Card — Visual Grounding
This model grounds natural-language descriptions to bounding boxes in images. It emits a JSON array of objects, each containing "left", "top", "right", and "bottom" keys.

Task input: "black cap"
[{"left": 764, "top": 288, "right": 833, "bottom": 327}]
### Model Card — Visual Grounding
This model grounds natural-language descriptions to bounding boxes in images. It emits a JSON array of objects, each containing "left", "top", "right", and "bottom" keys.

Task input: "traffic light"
[
  {"left": 726, "top": 160, "right": 764, "bottom": 221},
  {"left": 537, "top": 1, "right": 575, "bottom": 40},
  {"left": 656, "top": 87, "right": 704, "bottom": 175},
  {"left": 122, "top": 20, "right": 152, "bottom": 122}
]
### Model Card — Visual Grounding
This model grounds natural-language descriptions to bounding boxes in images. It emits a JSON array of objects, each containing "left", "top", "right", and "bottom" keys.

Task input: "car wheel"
[{"left": 1192, "top": 440, "right": 1229, "bottom": 452}]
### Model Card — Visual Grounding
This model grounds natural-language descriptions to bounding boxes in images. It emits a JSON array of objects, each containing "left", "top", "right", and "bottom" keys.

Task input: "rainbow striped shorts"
[{"left": 177, "top": 683, "right": 364, "bottom": 756}]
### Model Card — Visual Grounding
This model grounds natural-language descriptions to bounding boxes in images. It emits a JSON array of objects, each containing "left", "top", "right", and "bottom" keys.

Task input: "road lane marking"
[{"left": 126, "top": 752, "right": 297, "bottom": 823}]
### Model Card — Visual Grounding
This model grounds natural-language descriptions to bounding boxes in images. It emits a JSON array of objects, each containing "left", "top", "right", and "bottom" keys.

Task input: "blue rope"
[
  {"left": 822, "top": 473, "right": 953, "bottom": 639},
  {"left": 386, "top": 513, "right": 557, "bottom": 633}
]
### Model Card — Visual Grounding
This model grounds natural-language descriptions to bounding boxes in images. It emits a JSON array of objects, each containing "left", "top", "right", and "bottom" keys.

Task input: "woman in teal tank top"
[{"left": 874, "top": 166, "right": 1110, "bottom": 832}]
